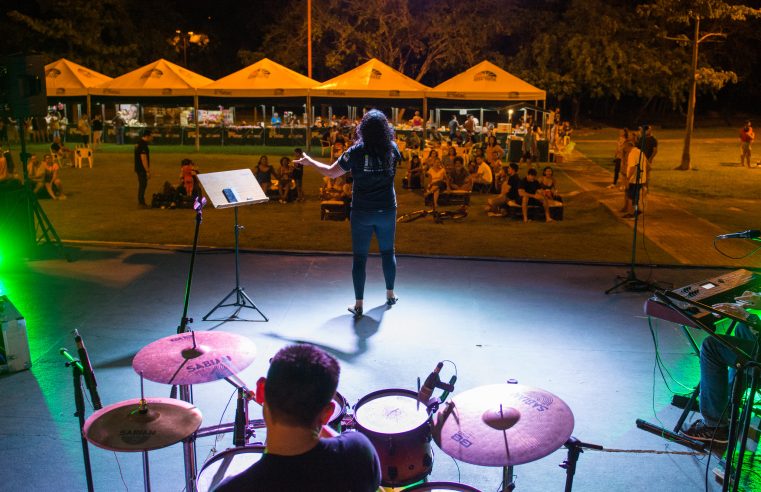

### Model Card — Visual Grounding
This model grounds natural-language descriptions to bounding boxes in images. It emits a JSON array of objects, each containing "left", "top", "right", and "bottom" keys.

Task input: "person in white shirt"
[{"left": 622, "top": 140, "right": 646, "bottom": 218}]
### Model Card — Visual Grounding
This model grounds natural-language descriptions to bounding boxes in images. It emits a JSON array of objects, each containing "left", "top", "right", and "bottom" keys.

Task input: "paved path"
[{"left": 562, "top": 151, "right": 760, "bottom": 269}]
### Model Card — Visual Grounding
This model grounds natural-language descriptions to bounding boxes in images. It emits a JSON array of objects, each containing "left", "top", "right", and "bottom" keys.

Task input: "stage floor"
[{"left": 0, "top": 247, "right": 754, "bottom": 491}]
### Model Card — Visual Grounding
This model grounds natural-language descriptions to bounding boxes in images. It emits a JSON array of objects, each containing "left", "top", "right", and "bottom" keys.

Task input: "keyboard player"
[{"left": 682, "top": 290, "right": 760, "bottom": 446}]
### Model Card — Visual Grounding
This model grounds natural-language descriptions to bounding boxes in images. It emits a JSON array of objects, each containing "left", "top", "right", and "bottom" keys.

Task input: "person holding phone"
[{"left": 295, "top": 109, "right": 401, "bottom": 318}]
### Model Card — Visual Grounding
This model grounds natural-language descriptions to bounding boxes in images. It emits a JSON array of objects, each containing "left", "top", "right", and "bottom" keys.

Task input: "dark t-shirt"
[
  {"left": 520, "top": 177, "right": 540, "bottom": 195},
  {"left": 92, "top": 119, "right": 103, "bottom": 131},
  {"left": 638, "top": 135, "right": 658, "bottom": 159},
  {"left": 338, "top": 142, "right": 400, "bottom": 211},
  {"left": 134, "top": 139, "right": 149, "bottom": 174},
  {"left": 450, "top": 167, "right": 469, "bottom": 186},
  {"left": 507, "top": 174, "right": 521, "bottom": 202},
  {"left": 51, "top": 142, "right": 61, "bottom": 153},
  {"left": 213, "top": 432, "right": 381, "bottom": 492}
]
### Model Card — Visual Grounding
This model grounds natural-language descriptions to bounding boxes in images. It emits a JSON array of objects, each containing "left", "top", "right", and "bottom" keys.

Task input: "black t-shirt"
[
  {"left": 92, "top": 119, "right": 103, "bottom": 131},
  {"left": 50, "top": 142, "right": 61, "bottom": 153},
  {"left": 507, "top": 174, "right": 521, "bottom": 202},
  {"left": 213, "top": 432, "right": 381, "bottom": 492},
  {"left": 638, "top": 135, "right": 658, "bottom": 159},
  {"left": 338, "top": 142, "right": 400, "bottom": 211},
  {"left": 134, "top": 139, "right": 149, "bottom": 173},
  {"left": 520, "top": 177, "right": 540, "bottom": 195}
]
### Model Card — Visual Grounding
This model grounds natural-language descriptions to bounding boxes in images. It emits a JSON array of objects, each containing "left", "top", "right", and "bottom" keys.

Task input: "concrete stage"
[{"left": 0, "top": 247, "right": 755, "bottom": 491}]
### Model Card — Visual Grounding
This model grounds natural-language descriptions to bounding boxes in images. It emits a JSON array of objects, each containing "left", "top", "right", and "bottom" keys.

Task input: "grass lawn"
[{"left": 6, "top": 142, "right": 676, "bottom": 265}]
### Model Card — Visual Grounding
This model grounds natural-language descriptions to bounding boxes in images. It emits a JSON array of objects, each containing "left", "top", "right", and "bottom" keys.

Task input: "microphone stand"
[
  {"left": 606, "top": 125, "right": 659, "bottom": 294},
  {"left": 175, "top": 197, "right": 205, "bottom": 492},
  {"left": 560, "top": 437, "right": 603, "bottom": 492},
  {"left": 60, "top": 348, "right": 95, "bottom": 492}
]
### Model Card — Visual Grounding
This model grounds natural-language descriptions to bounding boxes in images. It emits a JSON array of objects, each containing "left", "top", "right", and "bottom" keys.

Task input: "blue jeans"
[
  {"left": 700, "top": 322, "right": 758, "bottom": 426},
  {"left": 350, "top": 209, "right": 396, "bottom": 300}
]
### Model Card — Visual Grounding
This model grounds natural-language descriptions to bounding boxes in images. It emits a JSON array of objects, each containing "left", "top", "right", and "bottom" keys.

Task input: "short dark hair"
[
  {"left": 508, "top": 162, "right": 519, "bottom": 172},
  {"left": 527, "top": 168, "right": 537, "bottom": 176},
  {"left": 454, "top": 156, "right": 464, "bottom": 165},
  {"left": 265, "top": 344, "right": 339, "bottom": 427},
  {"left": 141, "top": 129, "right": 152, "bottom": 137}
]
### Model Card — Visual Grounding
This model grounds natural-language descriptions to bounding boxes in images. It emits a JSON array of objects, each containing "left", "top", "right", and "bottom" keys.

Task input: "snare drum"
[
  {"left": 354, "top": 388, "right": 433, "bottom": 487},
  {"left": 404, "top": 482, "right": 482, "bottom": 492},
  {"left": 196, "top": 445, "right": 264, "bottom": 492}
]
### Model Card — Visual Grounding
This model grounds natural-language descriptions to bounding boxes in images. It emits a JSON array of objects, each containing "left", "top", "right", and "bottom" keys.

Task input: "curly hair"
[{"left": 356, "top": 109, "right": 395, "bottom": 160}]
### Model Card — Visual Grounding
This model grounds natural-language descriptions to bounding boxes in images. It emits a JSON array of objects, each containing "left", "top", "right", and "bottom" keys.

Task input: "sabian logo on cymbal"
[
  {"left": 186, "top": 355, "right": 233, "bottom": 372},
  {"left": 517, "top": 392, "right": 553, "bottom": 412},
  {"left": 120, "top": 429, "right": 156, "bottom": 445}
]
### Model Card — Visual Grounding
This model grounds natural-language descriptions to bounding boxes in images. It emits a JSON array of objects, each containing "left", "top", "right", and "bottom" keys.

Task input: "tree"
[
  {"left": 7, "top": 0, "right": 140, "bottom": 75},
  {"left": 638, "top": 0, "right": 761, "bottom": 171},
  {"left": 240, "top": 0, "right": 508, "bottom": 84}
]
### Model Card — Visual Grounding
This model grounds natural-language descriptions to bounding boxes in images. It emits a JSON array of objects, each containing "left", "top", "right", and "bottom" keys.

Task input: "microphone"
[
  {"left": 417, "top": 362, "right": 443, "bottom": 404},
  {"left": 74, "top": 330, "right": 102, "bottom": 410},
  {"left": 716, "top": 230, "right": 760, "bottom": 240}
]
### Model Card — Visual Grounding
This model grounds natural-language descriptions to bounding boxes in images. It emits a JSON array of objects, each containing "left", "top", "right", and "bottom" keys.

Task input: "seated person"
[
  {"left": 178, "top": 158, "right": 200, "bottom": 197},
  {"left": 470, "top": 155, "right": 493, "bottom": 192},
  {"left": 277, "top": 157, "right": 294, "bottom": 204},
  {"left": 0, "top": 154, "right": 22, "bottom": 188},
  {"left": 50, "top": 136, "right": 74, "bottom": 164},
  {"left": 254, "top": 155, "right": 275, "bottom": 193},
  {"left": 539, "top": 166, "right": 559, "bottom": 201},
  {"left": 423, "top": 149, "right": 441, "bottom": 172},
  {"left": 485, "top": 162, "right": 520, "bottom": 216},
  {"left": 682, "top": 292, "right": 761, "bottom": 446},
  {"left": 405, "top": 154, "right": 424, "bottom": 189},
  {"left": 447, "top": 156, "right": 472, "bottom": 192},
  {"left": 519, "top": 168, "right": 552, "bottom": 222},
  {"left": 484, "top": 135, "right": 504, "bottom": 162},
  {"left": 320, "top": 176, "right": 345, "bottom": 200},
  {"left": 410, "top": 110, "right": 424, "bottom": 128},
  {"left": 490, "top": 150, "right": 506, "bottom": 193},
  {"left": 424, "top": 160, "right": 448, "bottom": 210},
  {"left": 32, "top": 154, "right": 65, "bottom": 199},
  {"left": 27, "top": 154, "right": 46, "bottom": 195},
  {"left": 441, "top": 146, "right": 458, "bottom": 174},
  {"left": 214, "top": 344, "right": 381, "bottom": 491}
]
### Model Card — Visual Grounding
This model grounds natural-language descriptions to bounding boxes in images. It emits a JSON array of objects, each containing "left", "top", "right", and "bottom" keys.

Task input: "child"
[{"left": 179, "top": 158, "right": 199, "bottom": 197}]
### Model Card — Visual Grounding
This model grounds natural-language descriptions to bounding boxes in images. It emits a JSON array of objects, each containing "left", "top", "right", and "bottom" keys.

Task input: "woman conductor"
[{"left": 295, "top": 109, "right": 400, "bottom": 318}]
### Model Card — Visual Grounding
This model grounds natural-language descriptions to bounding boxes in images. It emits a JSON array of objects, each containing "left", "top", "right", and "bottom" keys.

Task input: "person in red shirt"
[
  {"left": 740, "top": 121, "right": 755, "bottom": 168},
  {"left": 410, "top": 111, "right": 424, "bottom": 128}
]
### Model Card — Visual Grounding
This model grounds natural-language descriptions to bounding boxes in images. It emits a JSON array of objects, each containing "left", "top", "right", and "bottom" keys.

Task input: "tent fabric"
[
  {"left": 45, "top": 59, "right": 112, "bottom": 97},
  {"left": 426, "top": 60, "right": 545, "bottom": 101},
  {"left": 311, "top": 58, "right": 429, "bottom": 99},
  {"left": 198, "top": 58, "right": 318, "bottom": 97},
  {"left": 90, "top": 59, "right": 213, "bottom": 97}
]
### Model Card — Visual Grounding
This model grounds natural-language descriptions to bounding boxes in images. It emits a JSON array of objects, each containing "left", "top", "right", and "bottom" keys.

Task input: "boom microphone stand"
[
  {"left": 59, "top": 348, "right": 95, "bottom": 492},
  {"left": 606, "top": 125, "right": 658, "bottom": 294}
]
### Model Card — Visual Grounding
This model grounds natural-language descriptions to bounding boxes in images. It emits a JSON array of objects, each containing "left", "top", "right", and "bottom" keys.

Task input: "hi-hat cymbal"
[
  {"left": 433, "top": 384, "right": 574, "bottom": 466},
  {"left": 84, "top": 397, "right": 202, "bottom": 452},
  {"left": 132, "top": 331, "right": 256, "bottom": 385}
]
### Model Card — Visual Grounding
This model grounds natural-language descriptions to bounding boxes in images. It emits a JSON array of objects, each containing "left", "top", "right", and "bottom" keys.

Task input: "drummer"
[{"left": 213, "top": 344, "right": 381, "bottom": 491}]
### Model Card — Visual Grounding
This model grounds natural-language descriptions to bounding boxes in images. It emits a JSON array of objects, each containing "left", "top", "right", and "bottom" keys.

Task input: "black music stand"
[
  {"left": 197, "top": 169, "right": 269, "bottom": 322},
  {"left": 637, "top": 290, "right": 760, "bottom": 492}
]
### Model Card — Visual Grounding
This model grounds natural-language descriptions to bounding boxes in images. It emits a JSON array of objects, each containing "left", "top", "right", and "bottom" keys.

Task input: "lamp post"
[{"left": 172, "top": 30, "right": 209, "bottom": 68}]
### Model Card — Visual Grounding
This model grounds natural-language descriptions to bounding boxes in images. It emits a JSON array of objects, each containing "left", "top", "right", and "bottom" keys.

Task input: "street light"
[{"left": 171, "top": 30, "right": 209, "bottom": 67}]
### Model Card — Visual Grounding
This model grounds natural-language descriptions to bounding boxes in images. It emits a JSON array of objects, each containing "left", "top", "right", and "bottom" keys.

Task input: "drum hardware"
[
  {"left": 559, "top": 437, "right": 602, "bottom": 492},
  {"left": 82, "top": 373, "right": 202, "bottom": 492}
]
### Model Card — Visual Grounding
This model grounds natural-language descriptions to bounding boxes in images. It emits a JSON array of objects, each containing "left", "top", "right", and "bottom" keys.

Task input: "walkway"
[{"left": 562, "top": 151, "right": 760, "bottom": 269}]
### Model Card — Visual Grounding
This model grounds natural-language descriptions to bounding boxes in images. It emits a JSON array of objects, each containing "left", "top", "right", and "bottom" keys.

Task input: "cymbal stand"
[
  {"left": 60, "top": 348, "right": 95, "bottom": 492},
  {"left": 174, "top": 197, "right": 206, "bottom": 492},
  {"left": 500, "top": 465, "right": 515, "bottom": 491},
  {"left": 137, "top": 373, "right": 152, "bottom": 492},
  {"left": 560, "top": 437, "right": 603, "bottom": 492}
]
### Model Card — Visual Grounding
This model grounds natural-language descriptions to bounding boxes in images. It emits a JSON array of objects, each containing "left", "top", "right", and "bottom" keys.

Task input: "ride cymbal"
[{"left": 433, "top": 384, "right": 574, "bottom": 466}]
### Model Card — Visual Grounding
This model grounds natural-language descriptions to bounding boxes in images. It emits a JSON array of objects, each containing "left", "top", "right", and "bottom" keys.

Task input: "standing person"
[
  {"left": 637, "top": 125, "right": 658, "bottom": 169},
  {"left": 213, "top": 344, "right": 381, "bottom": 491},
  {"left": 91, "top": 115, "right": 103, "bottom": 148},
  {"left": 610, "top": 128, "right": 629, "bottom": 188},
  {"left": 740, "top": 121, "right": 755, "bottom": 168},
  {"left": 448, "top": 114, "right": 458, "bottom": 142},
  {"left": 295, "top": 109, "right": 401, "bottom": 318},
  {"left": 114, "top": 112, "right": 126, "bottom": 145},
  {"left": 134, "top": 129, "right": 153, "bottom": 208},
  {"left": 77, "top": 114, "right": 90, "bottom": 146},
  {"left": 622, "top": 140, "right": 646, "bottom": 218}
]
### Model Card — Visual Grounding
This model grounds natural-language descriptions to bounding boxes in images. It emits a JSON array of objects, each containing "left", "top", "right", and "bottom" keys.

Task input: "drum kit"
[{"left": 78, "top": 331, "right": 595, "bottom": 492}]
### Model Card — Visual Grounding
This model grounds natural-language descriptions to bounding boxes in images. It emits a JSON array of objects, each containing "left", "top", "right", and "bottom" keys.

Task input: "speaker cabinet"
[
  {"left": 0, "top": 295, "right": 31, "bottom": 374},
  {"left": 1, "top": 54, "right": 48, "bottom": 118}
]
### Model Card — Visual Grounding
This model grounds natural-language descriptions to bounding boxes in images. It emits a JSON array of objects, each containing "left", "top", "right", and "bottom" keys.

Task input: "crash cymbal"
[
  {"left": 132, "top": 331, "right": 256, "bottom": 385},
  {"left": 83, "top": 397, "right": 202, "bottom": 452},
  {"left": 433, "top": 384, "right": 574, "bottom": 466}
]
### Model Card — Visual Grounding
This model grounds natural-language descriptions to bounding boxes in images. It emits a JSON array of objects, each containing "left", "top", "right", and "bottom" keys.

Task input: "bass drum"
[
  {"left": 329, "top": 391, "right": 349, "bottom": 431},
  {"left": 403, "top": 482, "right": 482, "bottom": 492},
  {"left": 196, "top": 445, "right": 264, "bottom": 492},
  {"left": 354, "top": 388, "right": 433, "bottom": 487}
]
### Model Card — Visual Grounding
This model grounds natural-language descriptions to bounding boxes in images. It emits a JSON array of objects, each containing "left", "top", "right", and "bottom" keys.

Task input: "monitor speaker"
[{"left": 0, "top": 54, "right": 47, "bottom": 118}]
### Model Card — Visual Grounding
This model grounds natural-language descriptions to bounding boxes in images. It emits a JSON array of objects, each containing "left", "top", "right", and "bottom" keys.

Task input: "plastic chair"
[{"left": 75, "top": 146, "right": 94, "bottom": 168}]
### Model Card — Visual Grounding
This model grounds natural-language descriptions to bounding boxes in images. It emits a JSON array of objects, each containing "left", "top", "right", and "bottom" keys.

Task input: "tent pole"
[
  {"left": 86, "top": 95, "right": 92, "bottom": 144},
  {"left": 194, "top": 94, "right": 200, "bottom": 151},
  {"left": 306, "top": 94, "right": 312, "bottom": 152},
  {"left": 423, "top": 97, "right": 428, "bottom": 143}
]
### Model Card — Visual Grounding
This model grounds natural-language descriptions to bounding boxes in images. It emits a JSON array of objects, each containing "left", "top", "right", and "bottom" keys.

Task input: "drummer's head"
[{"left": 263, "top": 344, "right": 340, "bottom": 428}]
